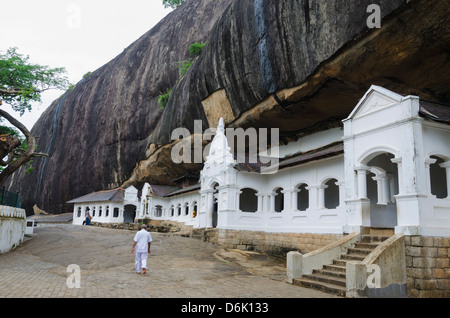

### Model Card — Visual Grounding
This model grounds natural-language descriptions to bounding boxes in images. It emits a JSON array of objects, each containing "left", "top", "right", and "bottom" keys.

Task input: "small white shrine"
[{"left": 70, "top": 85, "right": 450, "bottom": 237}]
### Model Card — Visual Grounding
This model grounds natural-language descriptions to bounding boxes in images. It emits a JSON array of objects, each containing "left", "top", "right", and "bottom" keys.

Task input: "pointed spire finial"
[{"left": 217, "top": 117, "right": 224, "bottom": 134}]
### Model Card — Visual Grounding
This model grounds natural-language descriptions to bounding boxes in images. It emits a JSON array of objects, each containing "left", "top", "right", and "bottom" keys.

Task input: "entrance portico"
[{"left": 343, "top": 85, "right": 450, "bottom": 235}]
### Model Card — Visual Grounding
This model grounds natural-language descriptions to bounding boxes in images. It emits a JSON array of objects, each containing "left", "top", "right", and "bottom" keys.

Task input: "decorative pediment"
[
  {"left": 346, "top": 85, "right": 404, "bottom": 120},
  {"left": 124, "top": 185, "right": 139, "bottom": 202}
]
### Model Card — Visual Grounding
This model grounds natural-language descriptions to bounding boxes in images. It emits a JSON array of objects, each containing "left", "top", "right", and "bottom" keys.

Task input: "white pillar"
[
  {"left": 292, "top": 188, "right": 300, "bottom": 211},
  {"left": 318, "top": 185, "right": 327, "bottom": 209},
  {"left": 264, "top": 194, "right": 270, "bottom": 212},
  {"left": 306, "top": 186, "right": 317, "bottom": 210},
  {"left": 439, "top": 161, "right": 450, "bottom": 198},
  {"left": 282, "top": 189, "right": 292, "bottom": 212},
  {"left": 270, "top": 192, "right": 276, "bottom": 212},
  {"left": 256, "top": 193, "right": 263, "bottom": 213},
  {"left": 391, "top": 157, "right": 403, "bottom": 195},
  {"left": 372, "top": 173, "right": 388, "bottom": 205},
  {"left": 381, "top": 175, "right": 390, "bottom": 205},
  {"left": 336, "top": 181, "right": 345, "bottom": 208},
  {"left": 355, "top": 166, "right": 369, "bottom": 199},
  {"left": 425, "top": 158, "right": 437, "bottom": 195}
]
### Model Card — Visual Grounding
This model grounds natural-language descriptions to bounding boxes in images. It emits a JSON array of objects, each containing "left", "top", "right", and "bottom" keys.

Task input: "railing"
[
  {"left": 0, "top": 205, "right": 26, "bottom": 219},
  {"left": 0, "top": 187, "right": 20, "bottom": 208}
]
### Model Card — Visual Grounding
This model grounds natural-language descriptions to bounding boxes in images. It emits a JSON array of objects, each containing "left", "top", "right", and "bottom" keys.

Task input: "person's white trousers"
[{"left": 135, "top": 252, "right": 148, "bottom": 273}]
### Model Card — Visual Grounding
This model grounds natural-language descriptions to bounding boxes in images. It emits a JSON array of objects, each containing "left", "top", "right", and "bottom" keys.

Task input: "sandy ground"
[{"left": 0, "top": 223, "right": 337, "bottom": 299}]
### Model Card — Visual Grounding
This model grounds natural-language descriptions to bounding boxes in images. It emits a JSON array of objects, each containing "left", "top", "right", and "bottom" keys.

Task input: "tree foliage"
[
  {"left": 0, "top": 47, "right": 70, "bottom": 185},
  {"left": 0, "top": 47, "right": 69, "bottom": 115},
  {"left": 162, "top": 0, "right": 185, "bottom": 9}
]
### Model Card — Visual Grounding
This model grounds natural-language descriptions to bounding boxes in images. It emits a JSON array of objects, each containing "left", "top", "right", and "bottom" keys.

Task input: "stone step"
[
  {"left": 323, "top": 264, "right": 346, "bottom": 273},
  {"left": 361, "top": 234, "right": 391, "bottom": 243},
  {"left": 332, "top": 258, "right": 349, "bottom": 267},
  {"left": 354, "top": 242, "right": 380, "bottom": 250},
  {"left": 369, "top": 228, "right": 395, "bottom": 236},
  {"left": 291, "top": 228, "right": 396, "bottom": 297},
  {"left": 340, "top": 254, "right": 366, "bottom": 261},
  {"left": 313, "top": 268, "right": 346, "bottom": 279},
  {"left": 347, "top": 247, "right": 373, "bottom": 256},
  {"left": 302, "top": 272, "right": 347, "bottom": 287},
  {"left": 293, "top": 277, "right": 346, "bottom": 297}
]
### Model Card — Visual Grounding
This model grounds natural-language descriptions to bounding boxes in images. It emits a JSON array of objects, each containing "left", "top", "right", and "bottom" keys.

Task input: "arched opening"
[
  {"left": 155, "top": 205, "right": 163, "bottom": 217},
  {"left": 324, "top": 179, "right": 339, "bottom": 209},
  {"left": 177, "top": 204, "right": 182, "bottom": 217},
  {"left": 123, "top": 204, "right": 136, "bottom": 223},
  {"left": 365, "top": 152, "right": 399, "bottom": 228},
  {"left": 296, "top": 183, "right": 309, "bottom": 211},
  {"left": 192, "top": 201, "right": 198, "bottom": 218},
  {"left": 274, "top": 187, "right": 284, "bottom": 212},
  {"left": 184, "top": 203, "right": 189, "bottom": 216},
  {"left": 239, "top": 188, "right": 258, "bottom": 212},
  {"left": 106, "top": 206, "right": 109, "bottom": 217},
  {"left": 77, "top": 207, "right": 81, "bottom": 218},
  {"left": 170, "top": 205, "right": 174, "bottom": 217},
  {"left": 211, "top": 182, "right": 219, "bottom": 228},
  {"left": 430, "top": 155, "right": 448, "bottom": 199}
]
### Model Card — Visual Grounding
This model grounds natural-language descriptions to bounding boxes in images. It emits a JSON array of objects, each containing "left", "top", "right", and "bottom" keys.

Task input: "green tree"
[
  {"left": 162, "top": 0, "right": 185, "bottom": 9},
  {"left": 0, "top": 47, "right": 70, "bottom": 185}
]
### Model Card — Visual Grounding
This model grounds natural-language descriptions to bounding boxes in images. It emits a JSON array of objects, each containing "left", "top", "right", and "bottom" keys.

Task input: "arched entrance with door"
[{"left": 124, "top": 204, "right": 137, "bottom": 223}]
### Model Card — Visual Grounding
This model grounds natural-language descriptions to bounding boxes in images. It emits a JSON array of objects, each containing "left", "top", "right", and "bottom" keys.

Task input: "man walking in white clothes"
[{"left": 131, "top": 224, "right": 152, "bottom": 274}]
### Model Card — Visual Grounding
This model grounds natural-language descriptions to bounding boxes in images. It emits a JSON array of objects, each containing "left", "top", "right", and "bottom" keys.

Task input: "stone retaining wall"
[
  {"left": 91, "top": 220, "right": 186, "bottom": 233},
  {"left": 405, "top": 235, "right": 450, "bottom": 297},
  {"left": 216, "top": 229, "right": 343, "bottom": 256}
]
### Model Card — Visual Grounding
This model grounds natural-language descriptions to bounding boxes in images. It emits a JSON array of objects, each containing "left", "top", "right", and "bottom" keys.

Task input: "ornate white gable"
[
  {"left": 347, "top": 85, "right": 404, "bottom": 120},
  {"left": 124, "top": 185, "right": 139, "bottom": 203}
]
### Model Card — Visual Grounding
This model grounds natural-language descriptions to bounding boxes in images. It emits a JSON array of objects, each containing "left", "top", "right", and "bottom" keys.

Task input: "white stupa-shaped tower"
[
  {"left": 205, "top": 117, "right": 235, "bottom": 166},
  {"left": 198, "top": 118, "right": 239, "bottom": 229}
]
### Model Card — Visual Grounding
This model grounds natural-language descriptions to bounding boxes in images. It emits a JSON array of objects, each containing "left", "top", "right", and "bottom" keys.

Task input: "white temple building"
[{"left": 70, "top": 85, "right": 450, "bottom": 237}]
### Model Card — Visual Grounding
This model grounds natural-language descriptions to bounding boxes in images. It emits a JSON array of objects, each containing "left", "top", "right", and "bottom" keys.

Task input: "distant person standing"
[
  {"left": 131, "top": 224, "right": 152, "bottom": 274},
  {"left": 84, "top": 208, "right": 91, "bottom": 225}
]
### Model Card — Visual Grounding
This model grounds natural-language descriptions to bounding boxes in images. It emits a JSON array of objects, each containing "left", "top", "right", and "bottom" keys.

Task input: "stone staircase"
[{"left": 292, "top": 228, "right": 394, "bottom": 297}]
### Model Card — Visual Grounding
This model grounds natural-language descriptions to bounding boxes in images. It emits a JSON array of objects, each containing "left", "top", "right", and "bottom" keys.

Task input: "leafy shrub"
[
  {"left": 160, "top": 42, "right": 206, "bottom": 109},
  {"left": 157, "top": 88, "right": 172, "bottom": 109},
  {"left": 189, "top": 42, "right": 206, "bottom": 58},
  {"left": 173, "top": 59, "right": 192, "bottom": 76}
]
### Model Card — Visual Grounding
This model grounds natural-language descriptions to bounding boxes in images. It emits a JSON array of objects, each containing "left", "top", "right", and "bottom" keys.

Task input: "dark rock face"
[
  {"left": 6, "top": 0, "right": 450, "bottom": 215},
  {"left": 126, "top": 0, "right": 450, "bottom": 186},
  {"left": 6, "top": 0, "right": 234, "bottom": 214}
]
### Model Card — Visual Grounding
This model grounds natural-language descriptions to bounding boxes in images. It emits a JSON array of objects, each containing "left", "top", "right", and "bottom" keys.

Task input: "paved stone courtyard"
[{"left": 0, "top": 224, "right": 337, "bottom": 299}]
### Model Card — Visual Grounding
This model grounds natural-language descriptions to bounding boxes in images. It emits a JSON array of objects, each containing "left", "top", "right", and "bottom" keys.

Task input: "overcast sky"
[{"left": 0, "top": 0, "right": 172, "bottom": 130}]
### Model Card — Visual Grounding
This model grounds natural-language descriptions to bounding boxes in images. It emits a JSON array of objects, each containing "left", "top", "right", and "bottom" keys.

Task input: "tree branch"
[{"left": 0, "top": 109, "right": 44, "bottom": 186}]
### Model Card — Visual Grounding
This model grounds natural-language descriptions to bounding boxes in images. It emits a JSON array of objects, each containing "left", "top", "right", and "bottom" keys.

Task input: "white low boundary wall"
[{"left": 0, "top": 205, "right": 26, "bottom": 253}]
